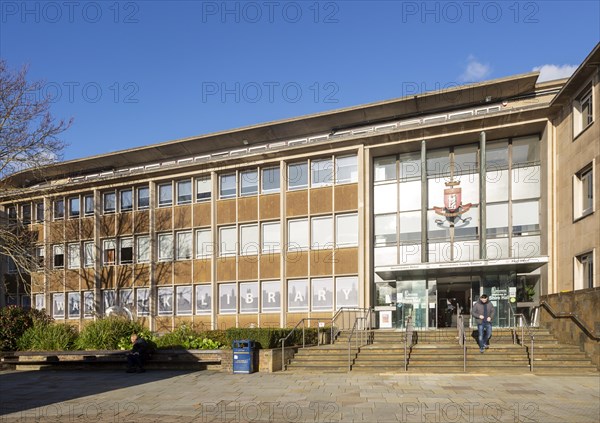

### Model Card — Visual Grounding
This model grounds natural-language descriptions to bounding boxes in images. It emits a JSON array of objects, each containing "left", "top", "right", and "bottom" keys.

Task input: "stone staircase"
[{"left": 285, "top": 327, "right": 599, "bottom": 374}]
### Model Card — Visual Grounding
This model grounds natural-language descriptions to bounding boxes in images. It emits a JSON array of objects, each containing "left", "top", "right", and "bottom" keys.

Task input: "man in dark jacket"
[
  {"left": 126, "top": 333, "right": 149, "bottom": 373},
  {"left": 471, "top": 294, "right": 495, "bottom": 353}
]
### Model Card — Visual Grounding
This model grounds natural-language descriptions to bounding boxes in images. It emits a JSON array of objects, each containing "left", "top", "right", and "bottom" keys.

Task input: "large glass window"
[
  {"left": 399, "top": 152, "right": 421, "bottom": 181},
  {"left": 103, "top": 192, "right": 116, "bottom": 213},
  {"left": 84, "top": 195, "right": 94, "bottom": 216},
  {"left": 311, "top": 278, "right": 333, "bottom": 311},
  {"left": 240, "top": 170, "right": 258, "bottom": 196},
  {"left": 196, "top": 229, "right": 212, "bottom": 258},
  {"left": 54, "top": 199, "right": 64, "bottom": 219},
  {"left": 137, "top": 187, "right": 150, "bottom": 209},
  {"left": 67, "top": 243, "right": 80, "bottom": 269},
  {"left": 240, "top": 224, "right": 259, "bottom": 256},
  {"left": 336, "top": 213, "right": 358, "bottom": 247},
  {"left": 261, "top": 281, "right": 281, "bottom": 312},
  {"left": 486, "top": 202, "right": 509, "bottom": 237},
  {"left": 399, "top": 180, "right": 421, "bottom": 212},
  {"left": 196, "top": 176, "right": 211, "bottom": 202},
  {"left": 103, "top": 239, "right": 116, "bottom": 265},
  {"left": 219, "top": 283, "right": 237, "bottom": 313},
  {"left": 84, "top": 241, "right": 94, "bottom": 267},
  {"left": 375, "top": 214, "right": 396, "bottom": 246},
  {"left": 195, "top": 285, "right": 212, "bottom": 315},
  {"left": 335, "top": 276, "right": 359, "bottom": 309},
  {"left": 288, "top": 219, "right": 309, "bottom": 251},
  {"left": 137, "top": 288, "right": 150, "bottom": 316},
  {"left": 575, "top": 165, "right": 594, "bottom": 218},
  {"left": 576, "top": 252, "right": 594, "bottom": 290},
  {"left": 219, "top": 174, "right": 236, "bottom": 199},
  {"left": 311, "top": 158, "right": 333, "bottom": 187},
  {"left": 512, "top": 166, "right": 540, "bottom": 200},
  {"left": 176, "top": 286, "right": 193, "bottom": 316},
  {"left": 219, "top": 226, "right": 236, "bottom": 256},
  {"left": 311, "top": 216, "right": 333, "bottom": 249},
  {"left": 53, "top": 244, "right": 64, "bottom": 268},
  {"left": 262, "top": 166, "right": 280, "bottom": 193},
  {"left": 120, "top": 189, "right": 133, "bottom": 211},
  {"left": 157, "top": 287, "right": 173, "bottom": 316},
  {"left": 68, "top": 197, "right": 80, "bottom": 218},
  {"left": 239, "top": 282, "right": 259, "bottom": 313},
  {"left": 374, "top": 184, "right": 397, "bottom": 214},
  {"left": 287, "top": 279, "right": 308, "bottom": 311},
  {"left": 36, "top": 202, "right": 45, "bottom": 222},
  {"left": 512, "top": 200, "right": 540, "bottom": 236},
  {"left": 177, "top": 180, "right": 192, "bottom": 204},
  {"left": 120, "top": 238, "right": 133, "bottom": 264},
  {"left": 20, "top": 203, "right": 32, "bottom": 224},
  {"left": 374, "top": 156, "right": 396, "bottom": 182},
  {"left": 288, "top": 162, "right": 308, "bottom": 190},
  {"left": 158, "top": 183, "right": 173, "bottom": 207},
  {"left": 335, "top": 155, "right": 358, "bottom": 184},
  {"left": 399, "top": 211, "right": 421, "bottom": 242},
  {"left": 574, "top": 85, "right": 593, "bottom": 137},
  {"left": 158, "top": 233, "right": 173, "bottom": 261},
  {"left": 512, "top": 136, "right": 540, "bottom": 167},
  {"left": 176, "top": 231, "right": 192, "bottom": 260},
  {"left": 262, "top": 222, "right": 280, "bottom": 254},
  {"left": 136, "top": 235, "right": 150, "bottom": 263}
]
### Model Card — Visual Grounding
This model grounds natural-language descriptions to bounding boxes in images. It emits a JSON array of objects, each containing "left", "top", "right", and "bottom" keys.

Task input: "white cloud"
[
  {"left": 458, "top": 55, "right": 491, "bottom": 83},
  {"left": 532, "top": 64, "right": 577, "bottom": 82}
]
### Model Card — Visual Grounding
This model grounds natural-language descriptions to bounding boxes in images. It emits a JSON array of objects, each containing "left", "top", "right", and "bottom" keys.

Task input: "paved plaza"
[{"left": 0, "top": 369, "right": 598, "bottom": 422}]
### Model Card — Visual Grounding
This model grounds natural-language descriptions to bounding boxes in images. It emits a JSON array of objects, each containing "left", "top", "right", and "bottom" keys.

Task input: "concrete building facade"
[{"left": 1, "top": 44, "right": 598, "bottom": 333}]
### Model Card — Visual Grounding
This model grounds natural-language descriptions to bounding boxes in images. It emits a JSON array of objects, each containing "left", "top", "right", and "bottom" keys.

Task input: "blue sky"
[{"left": 1, "top": 1, "right": 599, "bottom": 161}]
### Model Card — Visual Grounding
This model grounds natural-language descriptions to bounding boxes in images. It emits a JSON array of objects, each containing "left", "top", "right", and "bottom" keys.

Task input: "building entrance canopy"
[{"left": 375, "top": 257, "right": 548, "bottom": 280}]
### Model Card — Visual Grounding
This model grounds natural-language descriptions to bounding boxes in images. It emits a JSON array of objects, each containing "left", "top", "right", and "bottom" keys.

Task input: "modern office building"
[{"left": 1, "top": 44, "right": 598, "bottom": 333}]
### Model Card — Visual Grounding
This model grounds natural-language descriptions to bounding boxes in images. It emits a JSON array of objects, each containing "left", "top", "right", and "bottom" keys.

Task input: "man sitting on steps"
[{"left": 126, "top": 333, "right": 149, "bottom": 373}]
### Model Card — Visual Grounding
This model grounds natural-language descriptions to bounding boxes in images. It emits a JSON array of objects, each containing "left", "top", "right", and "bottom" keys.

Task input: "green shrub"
[
  {"left": 0, "top": 306, "right": 52, "bottom": 351},
  {"left": 17, "top": 323, "right": 78, "bottom": 351},
  {"left": 76, "top": 317, "right": 144, "bottom": 350},
  {"left": 154, "top": 326, "right": 225, "bottom": 350},
  {"left": 224, "top": 327, "right": 326, "bottom": 349}
]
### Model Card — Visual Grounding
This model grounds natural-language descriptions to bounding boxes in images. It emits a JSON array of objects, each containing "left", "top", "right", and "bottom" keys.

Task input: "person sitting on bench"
[{"left": 126, "top": 333, "right": 149, "bottom": 373}]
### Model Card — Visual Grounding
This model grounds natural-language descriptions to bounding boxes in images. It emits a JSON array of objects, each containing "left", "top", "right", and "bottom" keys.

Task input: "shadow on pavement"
[{"left": 0, "top": 369, "right": 199, "bottom": 417}]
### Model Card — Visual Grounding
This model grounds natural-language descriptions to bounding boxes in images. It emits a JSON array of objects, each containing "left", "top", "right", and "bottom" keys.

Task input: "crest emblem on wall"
[{"left": 433, "top": 180, "right": 472, "bottom": 224}]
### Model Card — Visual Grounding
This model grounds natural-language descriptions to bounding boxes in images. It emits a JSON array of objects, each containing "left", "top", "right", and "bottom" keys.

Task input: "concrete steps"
[{"left": 286, "top": 328, "right": 598, "bottom": 374}]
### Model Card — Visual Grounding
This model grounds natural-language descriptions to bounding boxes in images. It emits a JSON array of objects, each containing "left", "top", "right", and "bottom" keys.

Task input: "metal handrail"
[
  {"left": 537, "top": 301, "right": 600, "bottom": 341},
  {"left": 404, "top": 316, "right": 414, "bottom": 371},
  {"left": 331, "top": 307, "right": 372, "bottom": 342},
  {"left": 514, "top": 312, "right": 535, "bottom": 372},
  {"left": 279, "top": 317, "right": 332, "bottom": 371},
  {"left": 457, "top": 314, "right": 466, "bottom": 372},
  {"left": 347, "top": 317, "right": 360, "bottom": 371}
]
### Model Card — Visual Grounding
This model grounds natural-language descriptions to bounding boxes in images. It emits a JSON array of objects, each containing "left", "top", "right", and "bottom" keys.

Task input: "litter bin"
[{"left": 232, "top": 339, "right": 256, "bottom": 374}]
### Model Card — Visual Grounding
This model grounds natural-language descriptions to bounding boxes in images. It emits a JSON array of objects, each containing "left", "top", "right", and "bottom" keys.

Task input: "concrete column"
[
  {"left": 421, "top": 140, "right": 428, "bottom": 263},
  {"left": 480, "top": 131, "right": 487, "bottom": 260}
]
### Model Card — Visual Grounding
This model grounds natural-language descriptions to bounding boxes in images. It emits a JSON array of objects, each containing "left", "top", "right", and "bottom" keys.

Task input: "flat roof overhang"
[
  {"left": 4, "top": 72, "right": 541, "bottom": 188},
  {"left": 375, "top": 257, "right": 549, "bottom": 280}
]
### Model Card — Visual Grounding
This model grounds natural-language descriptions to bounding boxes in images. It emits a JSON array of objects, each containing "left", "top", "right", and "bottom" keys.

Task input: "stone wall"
[{"left": 540, "top": 288, "right": 600, "bottom": 369}]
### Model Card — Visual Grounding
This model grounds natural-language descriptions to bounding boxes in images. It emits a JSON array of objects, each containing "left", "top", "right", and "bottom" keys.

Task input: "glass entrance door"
[
  {"left": 478, "top": 273, "right": 517, "bottom": 328},
  {"left": 396, "top": 279, "right": 427, "bottom": 329}
]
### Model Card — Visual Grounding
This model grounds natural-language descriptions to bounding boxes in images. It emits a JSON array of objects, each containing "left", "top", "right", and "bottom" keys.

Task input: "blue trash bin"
[{"left": 232, "top": 339, "right": 256, "bottom": 374}]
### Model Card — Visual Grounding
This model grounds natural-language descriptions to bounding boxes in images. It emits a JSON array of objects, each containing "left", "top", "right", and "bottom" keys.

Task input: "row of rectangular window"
[
  {"left": 44, "top": 213, "right": 358, "bottom": 268},
  {"left": 42, "top": 276, "right": 359, "bottom": 318}
]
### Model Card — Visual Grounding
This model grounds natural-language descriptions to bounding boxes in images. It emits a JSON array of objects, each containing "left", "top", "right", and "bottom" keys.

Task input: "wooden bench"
[{"left": 1, "top": 350, "right": 222, "bottom": 371}]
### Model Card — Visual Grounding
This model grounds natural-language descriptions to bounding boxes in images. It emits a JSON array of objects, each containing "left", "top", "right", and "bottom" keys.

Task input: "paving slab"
[{"left": 0, "top": 369, "right": 598, "bottom": 422}]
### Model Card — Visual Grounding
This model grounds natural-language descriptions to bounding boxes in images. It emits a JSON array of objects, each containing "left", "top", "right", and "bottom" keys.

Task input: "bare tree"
[{"left": 0, "top": 59, "right": 72, "bottom": 302}]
